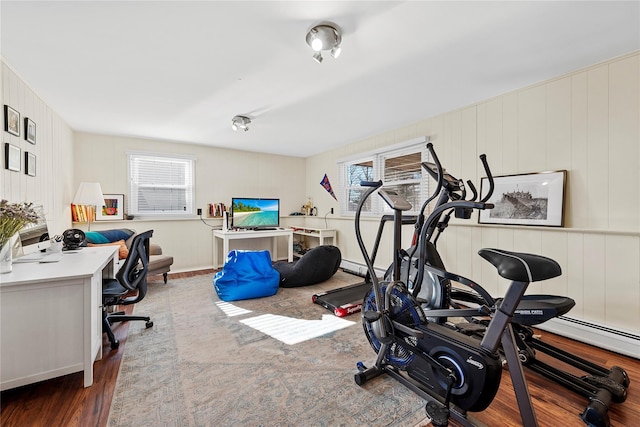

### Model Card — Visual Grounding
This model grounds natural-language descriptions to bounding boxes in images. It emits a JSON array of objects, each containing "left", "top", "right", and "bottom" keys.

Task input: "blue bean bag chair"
[
  {"left": 213, "top": 250, "right": 280, "bottom": 301},
  {"left": 273, "top": 245, "right": 341, "bottom": 288}
]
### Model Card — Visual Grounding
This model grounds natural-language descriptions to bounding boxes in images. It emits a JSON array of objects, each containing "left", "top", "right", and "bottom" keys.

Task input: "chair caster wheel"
[
  {"left": 145, "top": 321, "right": 154, "bottom": 328},
  {"left": 111, "top": 340, "right": 120, "bottom": 350}
]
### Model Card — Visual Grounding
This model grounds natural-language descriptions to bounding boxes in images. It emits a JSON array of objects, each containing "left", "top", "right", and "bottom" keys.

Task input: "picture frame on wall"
[
  {"left": 478, "top": 170, "right": 567, "bottom": 227},
  {"left": 96, "top": 194, "right": 124, "bottom": 221},
  {"left": 4, "top": 143, "right": 21, "bottom": 172},
  {"left": 25, "top": 151, "right": 36, "bottom": 176},
  {"left": 25, "top": 118, "right": 36, "bottom": 144},
  {"left": 4, "top": 105, "right": 20, "bottom": 137}
]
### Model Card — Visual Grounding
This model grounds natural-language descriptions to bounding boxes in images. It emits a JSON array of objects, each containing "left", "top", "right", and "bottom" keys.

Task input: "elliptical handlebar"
[
  {"left": 458, "top": 180, "right": 467, "bottom": 201},
  {"left": 425, "top": 143, "right": 443, "bottom": 205},
  {"left": 354, "top": 180, "right": 384, "bottom": 286},
  {"left": 466, "top": 180, "right": 478, "bottom": 201},
  {"left": 412, "top": 147, "right": 496, "bottom": 295},
  {"left": 360, "top": 180, "right": 383, "bottom": 188},
  {"left": 413, "top": 143, "right": 445, "bottom": 241},
  {"left": 479, "top": 154, "right": 495, "bottom": 203}
]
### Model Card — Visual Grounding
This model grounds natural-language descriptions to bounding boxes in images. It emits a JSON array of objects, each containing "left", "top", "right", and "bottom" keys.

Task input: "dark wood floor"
[{"left": 1, "top": 269, "right": 638, "bottom": 427}]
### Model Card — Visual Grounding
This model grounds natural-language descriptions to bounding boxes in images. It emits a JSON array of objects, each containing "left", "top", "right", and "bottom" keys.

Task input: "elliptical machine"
[
  {"left": 394, "top": 145, "right": 629, "bottom": 426},
  {"left": 353, "top": 145, "right": 563, "bottom": 426}
]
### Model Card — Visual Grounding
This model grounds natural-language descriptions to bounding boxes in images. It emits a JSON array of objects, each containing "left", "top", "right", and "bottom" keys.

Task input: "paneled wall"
[
  {"left": 0, "top": 62, "right": 75, "bottom": 234},
  {"left": 3, "top": 51, "right": 638, "bottom": 336},
  {"left": 73, "top": 132, "right": 306, "bottom": 272},
  {"left": 306, "top": 52, "right": 640, "bottom": 336}
]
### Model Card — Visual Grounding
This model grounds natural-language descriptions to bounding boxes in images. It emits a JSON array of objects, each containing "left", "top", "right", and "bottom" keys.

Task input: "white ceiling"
[{"left": 2, "top": 1, "right": 638, "bottom": 157}]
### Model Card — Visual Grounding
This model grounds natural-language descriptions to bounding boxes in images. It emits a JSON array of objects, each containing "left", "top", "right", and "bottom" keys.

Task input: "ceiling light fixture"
[
  {"left": 231, "top": 115, "right": 251, "bottom": 132},
  {"left": 306, "top": 24, "right": 342, "bottom": 63}
]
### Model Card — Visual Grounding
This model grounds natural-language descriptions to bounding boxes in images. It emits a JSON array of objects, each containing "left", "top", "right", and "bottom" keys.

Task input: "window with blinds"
[
  {"left": 380, "top": 150, "right": 423, "bottom": 213},
  {"left": 337, "top": 139, "right": 430, "bottom": 216},
  {"left": 346, "top": 159, "right": 374, "bottom": 213},
  {"left": 127, "top": 152, "right": 195, "bottom": 216}
]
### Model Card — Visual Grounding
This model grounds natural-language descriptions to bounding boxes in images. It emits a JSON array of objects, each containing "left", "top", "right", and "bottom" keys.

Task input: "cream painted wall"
[
  {"left": 73, "top": 132, "right": 306, "bottom": 272},
  {"left": 0, "top": 62, "right": 75, "bottom": 235},
  {"left": 305, "top": 52, "right": 640, "bottom": 335},
  {"left": 3, "top": 51, "right": 638, "bottom": 336}
]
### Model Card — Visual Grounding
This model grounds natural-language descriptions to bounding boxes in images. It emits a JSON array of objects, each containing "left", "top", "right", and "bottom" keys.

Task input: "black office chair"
[{"left": 102, "top": 229, "right": 154, "bottom": 350}]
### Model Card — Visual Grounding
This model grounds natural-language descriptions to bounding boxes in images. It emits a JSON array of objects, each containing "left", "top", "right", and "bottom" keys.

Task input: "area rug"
[{"left": 107, "top": 271, "right": 431, "bottom": 427}]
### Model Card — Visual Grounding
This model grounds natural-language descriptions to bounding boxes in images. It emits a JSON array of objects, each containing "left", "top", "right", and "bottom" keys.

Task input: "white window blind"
[
  {"left": 380, "top": 149, "right": 425, "bottom": 214},
  {"left": 128, "top": 152, "right": 195, "bottom": 216},
  {"left": 337, "top": 138, "right": 430, "bottom": 216}
]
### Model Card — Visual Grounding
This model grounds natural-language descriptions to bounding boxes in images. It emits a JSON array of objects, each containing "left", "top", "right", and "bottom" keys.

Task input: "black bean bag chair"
[{"left": 273, "top": 245, "right": 341, "bottom": 288}]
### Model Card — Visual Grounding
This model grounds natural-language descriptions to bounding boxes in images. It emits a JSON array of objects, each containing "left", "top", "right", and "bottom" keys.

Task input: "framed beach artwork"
[
  {"left": 96, "top": 194, "right": 125, "bottom": 221},
  {"left": 478, "top": 170, "right": 567, "bottom": 227}
]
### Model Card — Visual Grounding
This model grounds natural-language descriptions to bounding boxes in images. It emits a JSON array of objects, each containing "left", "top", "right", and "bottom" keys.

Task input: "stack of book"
[
  {"left": 208, "top": 203, "right": 227, "bottom": 218},
  {"left": 71, "top": 204, "right": 94, "bottom": 222}
]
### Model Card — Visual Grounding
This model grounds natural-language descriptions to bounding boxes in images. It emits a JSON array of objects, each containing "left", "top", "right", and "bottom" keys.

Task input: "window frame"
[
  {"left": 337, "top": 137, "right": 430, "bottom": 217},
  {"left": 127, "top": 151, "right": 196, "bottom": 218}
]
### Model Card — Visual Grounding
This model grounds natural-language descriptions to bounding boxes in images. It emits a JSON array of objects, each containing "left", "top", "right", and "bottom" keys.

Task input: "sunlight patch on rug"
[
  {"left": 215, "top": 301, "right": 253, "bottom": 317},
  {"left": 240, "top": 313, "right": 355, "bottom": 345}
]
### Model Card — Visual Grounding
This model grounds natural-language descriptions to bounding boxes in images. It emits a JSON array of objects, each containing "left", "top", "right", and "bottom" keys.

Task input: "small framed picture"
[
  {"left": 478, "top": 170, "right": 567, "bottom": 227},
  {"left": 96, "top": 194, "right": 125, "bottom": 221},
  {"left": 25, "top": 118, "right": 36, "bottom": 144},
  {"left": 25, "top": 151, "right": 36, "bottom": 176},
  {"left": 4, "top": 105, "right": 20, "bottom": 137},
  {"left": 4, "top": 143, "right": 21, "bottom": 171}
]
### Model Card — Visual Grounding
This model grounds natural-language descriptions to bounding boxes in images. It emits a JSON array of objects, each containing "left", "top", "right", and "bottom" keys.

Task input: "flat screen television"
[{"left": 231, "top": 198, "right": 280, "bottom": 229}]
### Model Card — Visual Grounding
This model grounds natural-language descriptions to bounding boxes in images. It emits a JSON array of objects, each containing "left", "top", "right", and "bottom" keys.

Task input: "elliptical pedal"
[{"left": 582, "top": 375, "right": 627, "bottom": 403}]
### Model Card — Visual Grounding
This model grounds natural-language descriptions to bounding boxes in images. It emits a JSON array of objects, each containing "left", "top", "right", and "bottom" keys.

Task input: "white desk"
[
  {"left": 0, "top": 246, "right": 118, "bottom": 391},
  {"left": 212, "top": 228, "right": 293, "bottom": 268}
]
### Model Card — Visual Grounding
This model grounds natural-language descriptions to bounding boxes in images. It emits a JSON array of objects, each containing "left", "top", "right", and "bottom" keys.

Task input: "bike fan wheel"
[{"left": 362, "top": 285, "right": 426, "bottom": 367}]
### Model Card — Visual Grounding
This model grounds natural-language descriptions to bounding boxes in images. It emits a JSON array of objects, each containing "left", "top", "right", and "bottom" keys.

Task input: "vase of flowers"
[{"left": 0, "top": 200, "right": 39, "bottom": 273}]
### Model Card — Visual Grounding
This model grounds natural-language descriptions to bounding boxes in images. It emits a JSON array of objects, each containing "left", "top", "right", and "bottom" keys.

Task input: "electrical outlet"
[{"left": 197, "top": 208, "right": 202, "bottom": 216}]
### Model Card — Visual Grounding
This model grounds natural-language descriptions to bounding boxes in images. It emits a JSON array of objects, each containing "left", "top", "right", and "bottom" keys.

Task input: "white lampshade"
[{"left": 73, "top": 182, "right": 105, "bottom": 207}]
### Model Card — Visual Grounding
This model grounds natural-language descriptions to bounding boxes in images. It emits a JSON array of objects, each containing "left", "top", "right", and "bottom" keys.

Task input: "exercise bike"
[
  {"left": 353, "top": 149, "right": 562, "bottom": 426},
  {"left": 396, "top": 145, "right": 629, "bottom": 426}
]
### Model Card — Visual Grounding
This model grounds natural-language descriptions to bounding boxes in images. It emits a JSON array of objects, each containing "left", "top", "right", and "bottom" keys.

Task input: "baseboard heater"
[
  {"left": 537, "top": 316, "right": 640, "bottom": 359},
  {"left": 340, "top": 259, "right": 385, "bottom": 278},
  {"left": 339, "top": 260, "right": 640, "bottom": 359}
]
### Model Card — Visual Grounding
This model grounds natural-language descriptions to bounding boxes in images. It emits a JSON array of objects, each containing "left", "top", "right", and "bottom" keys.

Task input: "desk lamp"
[{"left": 73, "top": 182, "right": 105, "bottom": 231}]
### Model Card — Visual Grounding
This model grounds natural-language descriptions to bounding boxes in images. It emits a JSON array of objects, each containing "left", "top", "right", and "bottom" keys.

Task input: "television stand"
[
  {"left": 290, "top": 226, "right": 336, "bottom": 258},
  {"left": 212, "top": 228, "right": 293, "bottom": 268}
]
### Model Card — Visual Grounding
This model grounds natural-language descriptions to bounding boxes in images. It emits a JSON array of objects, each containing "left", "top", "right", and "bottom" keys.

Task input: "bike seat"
[{"left": 478, "top": 248, "right": 562, "bottom": 283}]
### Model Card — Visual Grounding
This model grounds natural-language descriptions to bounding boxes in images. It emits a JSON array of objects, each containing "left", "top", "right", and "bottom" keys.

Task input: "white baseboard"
[{"left": 536, "top": 316, "right": 640, "bottom": 359}]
